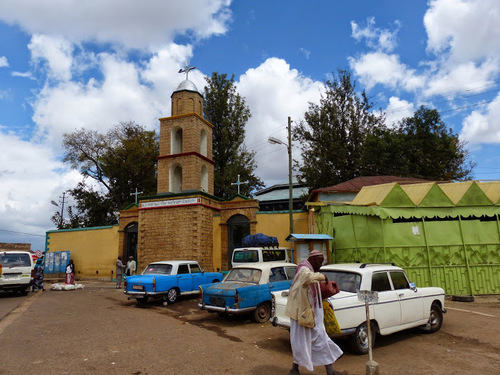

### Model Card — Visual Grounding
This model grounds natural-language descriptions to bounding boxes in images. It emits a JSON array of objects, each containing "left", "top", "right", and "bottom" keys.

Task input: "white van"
[
  {"left": 231, "top": 247, "right": 292, "bottom": 268},
  {"left": 0, "top": 251, "right": 34, "bottom": 295}
]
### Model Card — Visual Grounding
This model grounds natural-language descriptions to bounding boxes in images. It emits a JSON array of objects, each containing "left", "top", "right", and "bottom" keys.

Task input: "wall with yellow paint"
[
  {"left": 256, "top": 211, "right": 308, "bottom": 247},
  {"left": 212, "top": 214, "right": 222, "bottom": 271},
  {"left": 46, "top": 225, "right": 120, "bottom": 280},
  {"left": 44, "top": 211, "right": 309, "bottom": 279}
]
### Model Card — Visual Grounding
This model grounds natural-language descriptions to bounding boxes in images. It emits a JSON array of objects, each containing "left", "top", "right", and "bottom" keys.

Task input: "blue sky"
[{"left": 1, "top": 0, "right": 500, "bottom": 251}]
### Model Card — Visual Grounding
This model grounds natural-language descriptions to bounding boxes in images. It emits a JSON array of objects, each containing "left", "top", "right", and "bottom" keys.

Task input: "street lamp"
[
  {"left": 268, "top": 116, "right": 293, "bottom": 236},
  {"left": 51, "top": 192, "right": 66, "bottom": 228}
]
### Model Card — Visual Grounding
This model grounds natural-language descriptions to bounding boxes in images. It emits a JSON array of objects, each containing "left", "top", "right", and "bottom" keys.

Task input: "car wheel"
[
  {"left": 136, "top": 296, "right": 149, "bottom": 304},
  {"left": 166, "top": 288, "right": 178, "bottom": 304},
  {"left": 15, "top": 287, "right": 29, "bottom": 296},
  {"left": 420, "top": 302, "right": 443, "bottom": 333},
  {"left": 252, "top": 302, "right": 271, "bottom": 323},
  {"left": 349, "top": 321, "right": 376, "bottom": 354}
]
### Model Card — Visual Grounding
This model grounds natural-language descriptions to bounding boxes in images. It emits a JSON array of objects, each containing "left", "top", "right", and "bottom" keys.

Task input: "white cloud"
[
  {"left": 0, "top": 0, "right": 232, "bottom": 50},
  {"left": 424, "top": 0, "right": 500, "bottom": 63},
  {"left": 351, "top": 17, "right": 400, "bottom": 53},
  {"left": 349, "top": 52, "right": 424, "bottom": 92},
  {"left": 0, "top": 56, "right": 8, "bottom": 67},
  {"left": 28, "top": 34, "right": 74, "bottom": 81},
  {"left": 0, "top": 131, "right": 82, "bottom": 250},
  {"left": 30, "top": 44, "right": 201, "bottom": 147},
  {"left": 423, "top": 59, "right": 499, "bottom": 98},
  {"left": 461, "top": 93, "right": 500, "bottom": 143},
  {"left": 299, "top": 48, "right": 311, "bottom": 60},
  {"left": 384, "top": 97, "right": 415, "bottom": 127},
  {"left": 238, "top": 58, "right": 325, "bottom": 186}
]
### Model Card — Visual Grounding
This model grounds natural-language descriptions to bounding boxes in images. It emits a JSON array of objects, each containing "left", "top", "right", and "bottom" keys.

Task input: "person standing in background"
[
  {"left": 33, "top": 258, "right": 45, "bottom": 292},
  {"left": 65, "top": 259, "right": 75, "bottom": 285},
  {"left": 126, "top": 256, "right": 137, "bottom": 276},
  {"left": 115, "top": 256, "right": 126, "bottom": 288}
]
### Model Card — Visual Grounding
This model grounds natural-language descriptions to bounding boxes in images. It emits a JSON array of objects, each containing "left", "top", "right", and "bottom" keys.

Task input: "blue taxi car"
[
  {"left": 124, "top": 260, "right": 223, "bottom": 304},
  {"left": 198, "top": 262, "right": 297, "bottom": 322}
]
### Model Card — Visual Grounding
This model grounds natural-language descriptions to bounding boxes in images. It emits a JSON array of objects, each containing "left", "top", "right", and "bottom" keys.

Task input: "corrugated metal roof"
[
  {"left": 255, "top": 186, "right": 309, "bottom": 201},
  {"left": 313, "top": 176, "right": 429, "bottom": 193},
  {"left": 286, "top": 233, "right": 334, "bottom": 241}
]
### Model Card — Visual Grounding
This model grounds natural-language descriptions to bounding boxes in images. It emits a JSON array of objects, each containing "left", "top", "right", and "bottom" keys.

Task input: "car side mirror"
[{"left": 409, "top": 282, "right": 417, "bottom": 292}]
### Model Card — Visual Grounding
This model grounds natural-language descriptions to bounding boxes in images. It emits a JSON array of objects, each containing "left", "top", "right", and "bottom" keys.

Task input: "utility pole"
[
  {"left": 268, "top": 117, "right": 294, "bottom": 236},
  {"left": 287, "top": 117, "right": 293, "bottom": 235}
]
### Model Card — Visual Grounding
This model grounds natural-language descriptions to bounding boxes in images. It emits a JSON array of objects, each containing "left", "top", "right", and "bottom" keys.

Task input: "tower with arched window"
[{"left": 157, "top": 79, "right": 214, "bottom": 194}]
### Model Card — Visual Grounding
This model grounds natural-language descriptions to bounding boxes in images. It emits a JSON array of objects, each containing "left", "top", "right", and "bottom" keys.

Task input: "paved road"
[
  {"left": 0, "top": 280, "right": 499, "bottom": 375},
  {"left": 0, "top": 290, "right": 28, "bottom": 320}
]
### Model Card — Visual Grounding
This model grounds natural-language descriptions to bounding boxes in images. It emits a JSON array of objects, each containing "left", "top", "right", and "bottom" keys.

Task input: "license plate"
[
  {"left": 209, "top": 296, "right": 226, "bottom": 307},
  {"left": 132, "top": 285, "right": 144, "bottom": 290},
  {"left": 3, "top": 274, "right": 19, "bottom": 279}
]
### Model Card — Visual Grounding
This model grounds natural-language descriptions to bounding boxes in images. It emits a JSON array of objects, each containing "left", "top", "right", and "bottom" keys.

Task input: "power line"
[{"left": 0, "top": 229, "right": 45, "bottom": 237}]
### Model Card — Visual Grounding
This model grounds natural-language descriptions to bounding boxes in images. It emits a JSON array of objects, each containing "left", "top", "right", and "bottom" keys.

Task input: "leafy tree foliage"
[
  {"left": 293, "top": 69, "right": 385, "bottom": 189},
  {"left": 56, "top": 122, "right": 158, "bottom": 228},
  {"left": 294, "top": 69, "right": 474, "bottom": 190},
  {"left": 361, "top": 106, "right": 474, "bottom": 180},
  {"left": 203, "top": 72, "right": 263, "bottom": 199}
]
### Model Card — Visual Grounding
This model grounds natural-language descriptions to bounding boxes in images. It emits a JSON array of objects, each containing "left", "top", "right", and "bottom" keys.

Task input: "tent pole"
[
  {"left": 458, "top": 216, "right": 474, "bottom": 296},
  {"left": 421, "top": 218, "right": 435, "bottom": 287}
]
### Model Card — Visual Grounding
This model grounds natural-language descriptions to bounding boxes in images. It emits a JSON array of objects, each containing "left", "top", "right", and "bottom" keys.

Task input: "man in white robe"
[{"left": 285, "top": 250, "right": 346, "bottom": 375}]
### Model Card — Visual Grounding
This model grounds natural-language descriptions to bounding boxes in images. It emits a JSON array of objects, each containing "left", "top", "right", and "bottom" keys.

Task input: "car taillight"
[
  {"left": 124, "top": 279, "right": 127, "bottom": 288},
  {"left": 31, "top": 269, "right": 35, "bottom": 278},
  {"left": 198, "top": 286, "right": 203, "bottom": 301},
  {"left": 153, "top": 277, "right": 156, "bottom": 292}
]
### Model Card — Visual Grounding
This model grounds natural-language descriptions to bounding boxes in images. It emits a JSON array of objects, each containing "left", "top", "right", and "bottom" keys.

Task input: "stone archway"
[{"left": 227, "top": 214, "right": 250, "bottom": 268}]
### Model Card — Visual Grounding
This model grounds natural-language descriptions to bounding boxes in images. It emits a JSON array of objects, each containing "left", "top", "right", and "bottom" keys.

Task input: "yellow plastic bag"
[{"left": 323, "top": 300, "right": 342, "bottom": 336}]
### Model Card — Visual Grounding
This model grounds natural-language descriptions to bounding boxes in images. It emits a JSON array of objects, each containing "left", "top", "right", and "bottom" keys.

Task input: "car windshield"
[
  {"left": 225, "top": 268, "right": 262, "bottom": 283},
  {"left": 0, "top": 253, "right": 31, "bottom": 267},
  {"left": 143, "top": 264, "right": 172, "bottom": 275},
  {"left": 321, "top": 271, "right": 361, "bottom": 293}
]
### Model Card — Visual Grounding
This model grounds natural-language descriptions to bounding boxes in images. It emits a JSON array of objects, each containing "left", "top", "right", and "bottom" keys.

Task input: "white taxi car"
[
  {"left": 270, "top": 263, "right": 446, "bottom": 354},
  {"left": 0, "top": 251, "right": 34, "bottom": 295}
]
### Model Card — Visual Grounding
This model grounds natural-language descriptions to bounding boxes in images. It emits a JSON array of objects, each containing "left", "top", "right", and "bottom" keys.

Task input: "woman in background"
[
  {"left": 33, "top": 258, "right": 45, "bottom": 292},
  {"left": 65, "top": 259, "right": 75, "bottom": 285}
]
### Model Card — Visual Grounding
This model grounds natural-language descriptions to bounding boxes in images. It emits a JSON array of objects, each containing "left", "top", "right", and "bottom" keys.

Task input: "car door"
[
  {"left": 370, "top": 271, "right": 401, "bottom": 330},
  {"left": 189, "top": 263, "right": 206, "bottom": 289},
  {"left": 268, "top": 266, "right": 292, "bottom": 292},
  {"left": 176, "top": 263, "right": 193, "bottom": 292},
  {"left": 390, "top": 271, "right": 424, "bottom": 324}
]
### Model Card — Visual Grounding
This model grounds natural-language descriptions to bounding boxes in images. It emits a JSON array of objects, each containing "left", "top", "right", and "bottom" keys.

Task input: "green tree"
[
  {"left": 293, "top": 69, "right": 385, "bottom": 189},
  {"left": 203, "top": 72, "right": 263, "bottom": 199},
  {"left": 59, "top": 122, "right": 158, "bottom": 228},
  {"left": 361, "top": 106, "right": 474, "bottom": 180}
]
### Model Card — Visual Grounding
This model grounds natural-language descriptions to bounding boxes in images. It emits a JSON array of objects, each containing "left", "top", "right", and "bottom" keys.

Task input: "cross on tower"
[
  {"left": 130, "top": 188, "right": 143, "bottom": 204},
  {"left": 178, "top": 61, "right": 196, "bottom": 81},
  {"left": 231, "top": 174, "right": 249, "bottom": 195}
]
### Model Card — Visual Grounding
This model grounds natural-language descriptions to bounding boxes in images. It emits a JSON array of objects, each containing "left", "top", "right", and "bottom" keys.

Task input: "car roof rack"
[{"left": 359, "top": 263, "right": 396, "bottom": 268}]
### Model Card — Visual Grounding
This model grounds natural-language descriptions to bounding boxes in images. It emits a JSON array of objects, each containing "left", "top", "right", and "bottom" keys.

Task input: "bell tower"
[{"left": 157, "top": 65, "right": 214, "bottom": 195}]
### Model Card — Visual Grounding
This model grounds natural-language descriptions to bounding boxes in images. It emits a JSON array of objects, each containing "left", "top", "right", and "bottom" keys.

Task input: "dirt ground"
[{"left": 0, "top": 280, "right": 499, "bottom": 375}]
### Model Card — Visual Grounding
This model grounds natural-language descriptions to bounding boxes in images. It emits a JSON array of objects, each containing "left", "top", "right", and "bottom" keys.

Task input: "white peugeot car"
[{"left": 270, "top": 263, "right": 446, "bottom": 354}]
